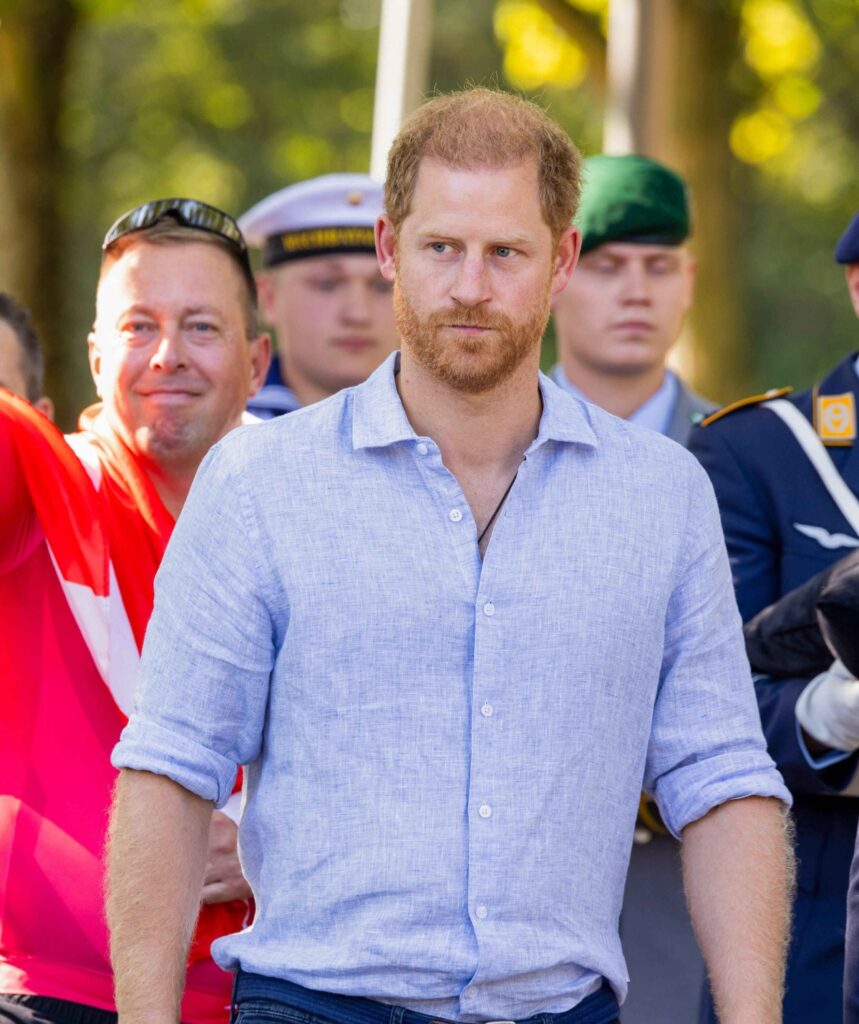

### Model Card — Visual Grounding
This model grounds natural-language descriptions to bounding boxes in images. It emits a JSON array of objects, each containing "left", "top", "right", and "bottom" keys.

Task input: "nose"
[
  {"left": 449, "top": 253, "right": 491, "bottom": 308},
  {"left": 149, "top": 325, "right": 188, "bottom": 372},
  {"left": 341, "top": 281, "right": 372, "bottom": 325},
  {"left": 621, "top": 263, "right": 651, "bottom": 304}
]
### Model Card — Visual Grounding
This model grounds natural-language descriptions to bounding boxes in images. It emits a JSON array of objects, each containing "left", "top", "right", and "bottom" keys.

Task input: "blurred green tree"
[{"left": 0, "top": 0, "right": 856, "bottom": 424}]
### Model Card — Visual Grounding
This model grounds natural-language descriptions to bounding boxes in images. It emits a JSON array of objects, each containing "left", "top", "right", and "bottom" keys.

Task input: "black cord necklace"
[{"left": 477, "top": 467, "right": 521, "bottom": 545}]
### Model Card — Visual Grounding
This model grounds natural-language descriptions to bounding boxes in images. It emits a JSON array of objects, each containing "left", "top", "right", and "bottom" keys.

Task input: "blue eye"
[
  {"left": 122, "top": 321, "right": 156, "bottom": 341},
  {"left": 431, "top": 242, "right": 448, "bottom": 253},
  {"left": 495, "top": 246, "right": 512, "bottom": 258}
]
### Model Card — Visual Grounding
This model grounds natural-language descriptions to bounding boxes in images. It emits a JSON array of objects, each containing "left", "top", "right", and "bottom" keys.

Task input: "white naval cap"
[{"left": 238, "top": 173, "right": 383, "bottom": 267}]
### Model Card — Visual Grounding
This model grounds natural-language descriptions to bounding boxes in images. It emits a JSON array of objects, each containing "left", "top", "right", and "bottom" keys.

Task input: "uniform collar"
[
  {"left": 551, "top": 363, "right": 678, "bottom": 435},
  {"left": 352, "top": 351, "right": 598, "bottom": 452},
  {"left": 818, "top": 350, "right": 859, "bottom": 395}
]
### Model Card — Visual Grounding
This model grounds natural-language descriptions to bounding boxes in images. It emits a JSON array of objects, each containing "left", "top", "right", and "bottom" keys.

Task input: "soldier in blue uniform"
[
  {"left": 691, "top": 209, "right": 859, "bottom": 1024},
  {"left": 239, "top": 174, "right": 399, "bottom": 417}
]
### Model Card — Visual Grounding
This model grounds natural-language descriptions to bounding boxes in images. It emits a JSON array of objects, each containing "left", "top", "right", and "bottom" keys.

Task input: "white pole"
[
  {"left": 603, "top": 0, "right": 675, "bottom": 157},
  {"left": 370, "top": 0, "right": 433, "bottom": 182}
]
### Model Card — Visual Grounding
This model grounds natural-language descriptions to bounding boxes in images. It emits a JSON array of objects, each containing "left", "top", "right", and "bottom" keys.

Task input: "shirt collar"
[
  {"left": 551, "top": 363, "right": 678, "bottom": 436},
  {"left": 353, "top": 352, "right": 598, "bottom": 452}
]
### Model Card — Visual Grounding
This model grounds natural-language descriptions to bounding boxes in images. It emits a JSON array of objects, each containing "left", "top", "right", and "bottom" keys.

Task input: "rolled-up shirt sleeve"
[
  {"left": 112, "top": 433, "right": 283, "bottom": 807},
  {"left": 644, "top": 457, "right": 793, "bottom": 837}
]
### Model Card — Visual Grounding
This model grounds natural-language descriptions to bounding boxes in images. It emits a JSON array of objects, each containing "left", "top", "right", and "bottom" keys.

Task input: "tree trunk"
[
  {"left": 671, "top": 1, "right": 749, "bottom": 402},
  {"left": 0, "top": 0, "right": 81, "bottom": 426},
  {"left": 539, "top": 0, "right": 750, "bottom": 403}
]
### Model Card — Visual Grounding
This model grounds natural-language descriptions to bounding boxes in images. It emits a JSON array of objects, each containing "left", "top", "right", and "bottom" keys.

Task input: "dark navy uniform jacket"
[{"left": 690, "top": 352, "right": 859, "bottom": 1024}]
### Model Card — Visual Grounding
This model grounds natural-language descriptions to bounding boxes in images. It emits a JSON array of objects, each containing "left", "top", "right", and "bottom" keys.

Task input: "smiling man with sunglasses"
[{"left": 0, "top": 199, "right": 269, "bottom": 1024}]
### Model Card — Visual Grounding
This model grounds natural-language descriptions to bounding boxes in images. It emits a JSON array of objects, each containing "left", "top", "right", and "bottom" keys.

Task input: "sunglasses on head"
[{"left": 103, "top": 198, "right": 248, "bottom": 255}]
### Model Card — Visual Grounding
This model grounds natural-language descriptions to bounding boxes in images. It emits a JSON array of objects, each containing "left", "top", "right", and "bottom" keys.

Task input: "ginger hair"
[{"left": 384, "top": 87, "right": 582, "bottom": 241}]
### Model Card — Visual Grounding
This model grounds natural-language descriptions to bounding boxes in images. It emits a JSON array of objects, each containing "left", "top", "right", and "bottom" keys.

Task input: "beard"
[{"left": 393, "top": 277, "right": 551, "bottom": 394}]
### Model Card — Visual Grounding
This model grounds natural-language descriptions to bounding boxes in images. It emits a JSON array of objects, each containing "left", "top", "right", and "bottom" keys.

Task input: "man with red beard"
[{"left": 108, "top": 90, "right": 793, "bottom": 1024}]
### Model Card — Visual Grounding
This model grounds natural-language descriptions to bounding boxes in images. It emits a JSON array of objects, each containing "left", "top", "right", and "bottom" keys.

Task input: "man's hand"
[
  {"left": 683, "top": 796, "right": 794, "bottom": 1024},
  {"left": 203, "top": 810, "right": 251, "bottom": 904},
  {"left": 795, "top": 659, "right": 859, "bottom": 753}
]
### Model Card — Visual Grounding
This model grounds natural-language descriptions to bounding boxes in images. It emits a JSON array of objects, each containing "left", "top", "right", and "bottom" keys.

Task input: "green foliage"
[
  {"left": 3, "top": 0, "right": 857, "bottom": 409},
  {"left": 492, "top": 0, "right": 859, "bottom": 393},
  {"left": 56, "top": 0, "right": 601, "bottom": 407}
]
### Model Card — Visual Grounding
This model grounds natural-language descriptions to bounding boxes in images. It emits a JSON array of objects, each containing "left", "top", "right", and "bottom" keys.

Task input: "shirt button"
[
  {"left": 475, "top": 905, "right": 488, "bottom": 920},
  {"left": 481, "top": 702, "right": 494, "bottom": 718},
  {"left": 417, "top": 442, "right": 429, "bottom": 455},
  {"left": 483, "top": 602, "right": 495, "bottom": 617},
  {"left": 449, "top": 509, "right": 463, "bottom": 522},
  {"left": 479, "top": 803, "right": 492, "bottom": 818}
]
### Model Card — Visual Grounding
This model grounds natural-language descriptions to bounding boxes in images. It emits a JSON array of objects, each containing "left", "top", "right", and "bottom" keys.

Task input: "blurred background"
[{"left": 0, "top": 0, "right": 857, "bottom": 428}]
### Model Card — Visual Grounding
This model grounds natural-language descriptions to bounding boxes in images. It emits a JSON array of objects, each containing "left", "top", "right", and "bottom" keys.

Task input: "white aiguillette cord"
[{"left": 765, "top": 399, "right": 859, "bottom": 534}]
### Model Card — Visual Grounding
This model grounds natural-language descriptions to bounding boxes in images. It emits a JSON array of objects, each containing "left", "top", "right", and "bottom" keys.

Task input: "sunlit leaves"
[
  {"left": 723, "top": 0, "right": 834, "bottom": 179},
  {"left": 742, "top": 0, "right": 821, "bottom": 78},
  {"left": 494, "top": 1, "right": 588, "bottom": 89},
  {"left": 730, "top": 108, "right": 792, "bottom": 164}
]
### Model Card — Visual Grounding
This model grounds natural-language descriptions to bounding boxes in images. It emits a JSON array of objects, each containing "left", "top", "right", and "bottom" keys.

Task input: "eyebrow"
[{"left": 417, "top": 230, "right": 534, "bottom": 248}]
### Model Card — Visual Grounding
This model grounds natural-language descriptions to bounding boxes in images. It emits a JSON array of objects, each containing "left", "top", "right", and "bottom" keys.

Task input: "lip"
[
  {"left": 613, "top": 320, "right": 654, "bottom": 333},
  {"left": 138, "top": 388, "right": 202, "bottom": 402},
  {"left": 332, "top": 336, "right": 375, "bottom": 352},
  {"left": 447, "top": 324, "right": 492, "bottom": 334}
]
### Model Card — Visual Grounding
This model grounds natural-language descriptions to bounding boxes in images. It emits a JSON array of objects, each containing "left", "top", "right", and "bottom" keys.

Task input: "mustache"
[{"left": 423, "top": 307, "right": 514, "bottom": 332}]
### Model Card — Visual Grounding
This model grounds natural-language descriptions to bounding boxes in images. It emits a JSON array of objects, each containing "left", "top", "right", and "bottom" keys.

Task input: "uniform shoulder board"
[{"left": 699, "top": 387, "right": 793, "bottom": 428}]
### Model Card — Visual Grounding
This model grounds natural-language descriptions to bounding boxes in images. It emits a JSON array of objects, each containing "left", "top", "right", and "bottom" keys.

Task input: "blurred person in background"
[
  {"left": 0, "top": 292, "right": 54, "bottom": 418},
  {"left": 0, "top": 199, "right": 269, "bottom": 1024},
  {"left": 692, "top": 208, "right": 859, "bottom": 1024},
  {"left": 239, "top": 173, "right": 398, "bottom": 417},
  {"left": 551, "top": 154, "right": 713, "bottom": 446},
  {"left": 551, "top": 154, "right": 714, "bottom": 1024}
]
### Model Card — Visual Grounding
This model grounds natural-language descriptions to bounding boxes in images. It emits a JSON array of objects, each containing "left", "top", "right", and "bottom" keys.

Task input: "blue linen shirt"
[
  {"left": 551, "top": 364, "right": 679, "bottom": 436},
  {"left": 114, "top": 352, "right": 790, "bottom": 1019}
]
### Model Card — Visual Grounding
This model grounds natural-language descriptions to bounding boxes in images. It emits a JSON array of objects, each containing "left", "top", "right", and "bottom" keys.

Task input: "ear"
[
  {"left": 34, "top": 395, "right": 54, "bottom": 420},
  {"left": 247, "top": 332, "right": 272, "bottom": 396},
  {"left": 256, "top": 272, "right": 277, "bottom": 322},
  {"left": 846, "top": 264, "right": 859, "bottom": 319},
  {"left": 549, "top": 226, "right": 581, "bottom": 297},
  {"left": 375, "top": 214, "right": 397, "bottom": 282},
  {"left": 87, "top": 330, "right": 104, "bottom": 399}
]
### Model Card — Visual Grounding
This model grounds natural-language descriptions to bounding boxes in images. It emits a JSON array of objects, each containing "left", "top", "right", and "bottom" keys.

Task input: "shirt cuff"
[
  {"left": 795, "top": 716, "right": 857, "bottom": 771},
  {"left": 111, "top": 715, "right": 238, "bottom": 809},
  {"left": 655, "top": 751, "right": 792, "bottom": 838}
]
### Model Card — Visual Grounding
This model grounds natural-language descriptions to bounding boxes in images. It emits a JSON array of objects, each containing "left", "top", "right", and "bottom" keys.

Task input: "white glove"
[{"left": 795, "top": 659, "right": 859, "bottom": 752}]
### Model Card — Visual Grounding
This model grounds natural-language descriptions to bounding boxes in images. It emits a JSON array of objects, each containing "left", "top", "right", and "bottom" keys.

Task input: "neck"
[
  {"left": 279, "top": 357, "right": 332, "bottom": 408},
  {"left": 144, "top": 461, "right": 197, "bottom": 519},
  {"left": 397, "top": 347, "right": 542, "bottom": 475},
  {"left": 559, "top": 358, "right": 667, "bottom": 420}
]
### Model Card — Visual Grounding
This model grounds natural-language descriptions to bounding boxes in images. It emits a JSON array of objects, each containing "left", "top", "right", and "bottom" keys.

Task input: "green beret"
[{"left": 576, "top": 154, "right": 690, "bottom": 254}]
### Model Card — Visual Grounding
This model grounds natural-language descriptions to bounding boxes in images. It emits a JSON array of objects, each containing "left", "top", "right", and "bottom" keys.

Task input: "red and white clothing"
[{"left": 0, "top": 389, "right": 246, "bottom": 1022}]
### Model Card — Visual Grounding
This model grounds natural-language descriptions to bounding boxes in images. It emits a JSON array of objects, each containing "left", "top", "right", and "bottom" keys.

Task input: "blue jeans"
[{"left": 230, "top": 972, "right": 620, "bottom": 1024}]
